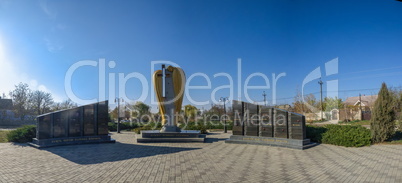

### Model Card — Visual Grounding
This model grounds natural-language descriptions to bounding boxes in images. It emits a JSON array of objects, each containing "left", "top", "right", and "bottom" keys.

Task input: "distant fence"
[{"left": 0, "top": 119, "right": 35, "bottom": 128}]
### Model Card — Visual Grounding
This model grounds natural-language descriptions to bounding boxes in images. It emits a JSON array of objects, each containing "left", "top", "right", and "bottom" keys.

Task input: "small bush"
[
  {"left": 322, "top": 124, "right": 371, "bottom": 147},
  {"left": 7, "top": 125, "right": 36, "bottom": 143}
]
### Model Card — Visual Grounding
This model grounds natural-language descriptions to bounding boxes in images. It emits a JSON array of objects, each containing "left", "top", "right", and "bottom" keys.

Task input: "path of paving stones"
[{"left": 1, "top": 131, "right": 401, "bottom": 183}]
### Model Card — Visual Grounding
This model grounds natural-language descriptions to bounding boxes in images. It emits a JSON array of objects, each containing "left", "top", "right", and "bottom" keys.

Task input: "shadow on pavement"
[
  {"left": 40, "top": 142, "right": 201, "bottom": 165},
  {"left": 204, "top": 138, "right": 228, "bottom": 143}
]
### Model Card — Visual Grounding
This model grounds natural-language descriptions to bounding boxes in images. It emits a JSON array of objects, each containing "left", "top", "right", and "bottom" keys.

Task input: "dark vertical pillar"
[
  {"left": 257, "top": 105, "right": 260, "bottom": 136},
  {"left": 94, "top": 103, "right": 98, "bottom": 135},
  {"left": 80, "top": 106, "right": 84, "bottom": 137},
  {"left": 36, "top": 117, "right": 39, "bottom": 139},
  {"left": 67, "top": 109, "right": 70, "bottom": 137},
  {"left": 232, "top": 100, "right": 244, "bottom": 136},
  {"left": 241, "top": 102, "right": 245, "bottom": 135},
  {"left": 50, "top": 113, "right": 54, "bottom": 138},
  {"left": 302, "top": 115, "right": 306, "bottom": 139},
  {"left": 64, "top": 110, "right": 69, "bottom": 137},
  {"left": 286, "top": 111, "right": 289, "bottom": 139}
]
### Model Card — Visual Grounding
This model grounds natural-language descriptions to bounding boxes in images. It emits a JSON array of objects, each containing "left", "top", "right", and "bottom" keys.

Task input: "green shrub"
[
  {"left": 371, "top": 83, "right": 395, "bottom": 143},
  {"left": 306, "top": 125, "right": 327, "bottom": 143},
  {"left": 322, "top": 124, "right": 371, "bottom": 147},
  {"left": 7, "top": 125, "right": 36, "bottom": 143}
]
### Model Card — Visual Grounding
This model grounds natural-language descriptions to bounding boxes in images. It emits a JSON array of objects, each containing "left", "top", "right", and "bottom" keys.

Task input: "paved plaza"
[{"left": 0, "top": 131, "right": 402, "bottom": 183}]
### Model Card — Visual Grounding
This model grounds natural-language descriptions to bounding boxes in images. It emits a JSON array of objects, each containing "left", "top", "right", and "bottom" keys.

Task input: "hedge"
[
  {"left": 307, "top": 125, "right": 371, "bottom": 147},
  {"left": 322, "top": 125, "right": 371, "bottom": 147},
  {"left": 7, "top": 125, "right": 36, "bottom": 143}
]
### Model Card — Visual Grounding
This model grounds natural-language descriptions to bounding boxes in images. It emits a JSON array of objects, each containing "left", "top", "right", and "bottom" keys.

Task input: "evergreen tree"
[{"left": 371, "top": 83, "right": 395, "bottom": 143}]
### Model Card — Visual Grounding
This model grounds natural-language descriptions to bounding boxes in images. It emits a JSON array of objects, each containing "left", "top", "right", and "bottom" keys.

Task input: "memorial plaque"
[
  {"left": 244, "top": 103, "right": 259, "bottom": 136},
  {"left": 274, "top": 109, "right": 288, "bottom": 138},
  {"left": 84, "top": 105, "right": 95, "bottom": 136},
  {"left": 31, "top": 100, "right": 115, "bottom": 148},
  {"left": 97, "top": 101, "right": 109, "bottom": 135},
  {"left": 288, "top": 112, "right": 306, "bottom": 140},
  {"left": 68, "top": 108, "right": 81, "bottom": 137},
  {"left": 260, "top": 106, "right": 273, "bottom": 137},
  {"left": 38, "top": 114, "right": 52, "bottom": 139},
  {"left": 226, "top": 100, "right": 312, "bottom": 150},
  {"left": 53, "top": 112, "right": 67, "bottom": 138},
  {"left": 232, "top": 100, "right": 244, "bottom": 136}
]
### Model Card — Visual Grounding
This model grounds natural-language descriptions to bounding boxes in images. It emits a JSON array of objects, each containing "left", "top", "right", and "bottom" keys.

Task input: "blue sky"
[{"left": 0, "top": 0, "right": 402, "bottom": 111}]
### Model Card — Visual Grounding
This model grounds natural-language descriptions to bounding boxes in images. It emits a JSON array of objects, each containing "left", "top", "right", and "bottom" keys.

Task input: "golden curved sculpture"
[{"left": 153, "top": 66, "right": 185, "bottom": 126}]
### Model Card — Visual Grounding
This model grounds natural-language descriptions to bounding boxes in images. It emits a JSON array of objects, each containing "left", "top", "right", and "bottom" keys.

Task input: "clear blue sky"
[{"left": 1, "top": 0, "right": 402, "bottom": 111}]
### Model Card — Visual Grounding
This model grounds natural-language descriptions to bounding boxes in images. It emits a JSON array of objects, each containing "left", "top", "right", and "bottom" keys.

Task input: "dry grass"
[{"left": 0, "top": 131, "right": 9, "bottom": 143}]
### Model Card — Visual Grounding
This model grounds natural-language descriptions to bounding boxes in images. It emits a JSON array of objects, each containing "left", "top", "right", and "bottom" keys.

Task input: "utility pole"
[
  {"left": 220, "top": 97, "right": 228, "bottom": 133},
  {"left": 262, "top": 91, "right": 267, "bottom": 106},
  {"left": 318, "top": 78, "right": 323, "bottom": 120}
]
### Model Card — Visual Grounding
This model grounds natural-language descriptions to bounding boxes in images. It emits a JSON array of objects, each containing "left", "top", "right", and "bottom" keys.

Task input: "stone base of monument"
[
  {"left": 225, "top": 135, "right": 317, "bottom": 150},
  {"left": 28, "top": 135, "right": 115, "bottom": 148},
  {"left": 137, "top": 130, "right": 206, "bottom": 143},
  {"left": 160, "top": 125, "right": 182, "bottom": 133}
]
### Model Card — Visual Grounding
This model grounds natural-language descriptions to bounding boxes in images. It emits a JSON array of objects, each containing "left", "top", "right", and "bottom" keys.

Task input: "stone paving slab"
[{"left": 0, "top": 131, "right": 402, "bottom": 182}]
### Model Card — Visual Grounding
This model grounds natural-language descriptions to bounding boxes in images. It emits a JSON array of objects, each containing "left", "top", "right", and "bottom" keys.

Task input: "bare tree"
[
  {"left": 29, "top": 90, "right": 54, "bottom": 115},
  {"left": 9, "top": 83, "right": 31, "bottom": 120},
  {"left": 51, "top": 99, "right": 78, "bottom": 111},
  {"left": 293, "top": 90, "right": 319, "bottom": 114}
]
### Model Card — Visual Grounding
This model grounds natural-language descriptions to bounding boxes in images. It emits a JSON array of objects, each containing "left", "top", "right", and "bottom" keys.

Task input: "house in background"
[
  {"left": 343, "top": 95, "right": 378, "bottom": 111},
  {"left": 339, "top": 95, "right": 378, "bottom": 121},
  {"left": 0, "top": 97, "right": 15, "bottom": 124},
  {"left": 0, "top": 97, "right": 13, "bottom": 111}
]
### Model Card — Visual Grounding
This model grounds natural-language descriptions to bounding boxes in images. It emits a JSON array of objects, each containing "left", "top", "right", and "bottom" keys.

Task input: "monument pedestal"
[
  {"left": 137, "top": 130, "right": 206, "bottom": 143},
  {"left": 160, "top": 125, "right": 182, "bottom": 133}
]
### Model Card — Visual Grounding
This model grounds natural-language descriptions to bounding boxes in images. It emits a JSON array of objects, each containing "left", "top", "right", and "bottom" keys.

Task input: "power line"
[
  {"left": 273, "top": 87, "right": 402, "bottom": 101},
  {"left": 339, "top": 65, "right": 402, "bottom": 75}
]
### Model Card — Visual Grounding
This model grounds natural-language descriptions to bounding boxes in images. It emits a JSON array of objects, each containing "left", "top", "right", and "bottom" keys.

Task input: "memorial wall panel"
[
  {"left": 68, "top": 108, "right": 81, "bottom": 137},
  {"left": 245, "top": 103, "right": 259, "bottom": 136},
  {"left": 288, "top": 112, "right": 306, "bottom": 140},
  {"left": 38, "top": 114, "right": 52, "bottom": 139},
  {"left": 274, "top": 109, "right": 288, "bottom": 138},
  {"left": 260, "top": 106, "right": 273, "bottom": 137},
  {"left": 53, "top": 112, "right": 67, "bottom": 138},
  {"left": 97, "top": 101, "right": 109, "bottom": 135},
  {"left": 232, "top": 100, "right": 244, "bottom": 136},
  {"left": 84, "top": 105, "right": 95, "bottom": 136}
]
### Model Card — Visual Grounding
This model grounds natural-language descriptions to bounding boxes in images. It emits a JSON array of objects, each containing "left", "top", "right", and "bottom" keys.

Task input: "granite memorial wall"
[
  {"left": 227, "top": 100, "right": 311, "bottom": 149},
  {"left": 29, "top": 101, "right": 115, "bottom": 148}
]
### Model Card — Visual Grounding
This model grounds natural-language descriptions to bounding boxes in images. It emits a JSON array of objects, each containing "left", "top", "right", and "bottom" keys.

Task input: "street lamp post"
[
  {"left": 220, "top": 97, "right": 228, "bottom": 133},
  {"left": 318, "top": 79, "right": 323, "bottom": 120},
  {"left": 262, "top": 91, "right": 267, "bottom": 106},
  {"left": 115, "top": 98, "right": 124, "bottom": 133}
]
